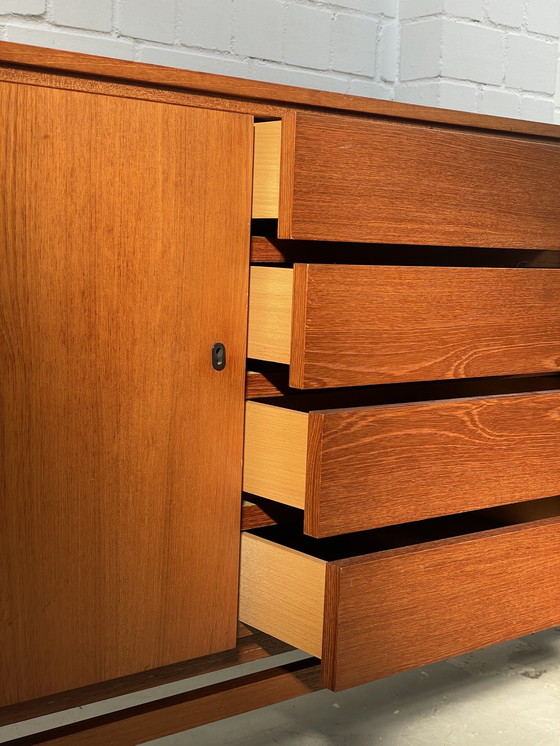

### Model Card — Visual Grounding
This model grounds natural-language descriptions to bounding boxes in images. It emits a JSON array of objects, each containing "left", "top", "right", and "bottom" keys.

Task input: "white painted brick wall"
[
  {"left": 0, "top": 0, "right": 395, "bottom": 98},
  {"left": 0, "top": 0, "right": 559, "bottom": 123},
  {"left": 396, "top": 0, "right": 560, "bottom": 123}
]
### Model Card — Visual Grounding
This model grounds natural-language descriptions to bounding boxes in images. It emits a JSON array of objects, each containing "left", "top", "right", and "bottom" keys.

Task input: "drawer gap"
[
  {"left": 247, "top": 494, "right": 560, "bottom": 563},
  {"left": 247, "top": 373, "right": 560, "bottom": 411},
  {"left": 251, "top": 236, "right": 560, "bottom": 269}
]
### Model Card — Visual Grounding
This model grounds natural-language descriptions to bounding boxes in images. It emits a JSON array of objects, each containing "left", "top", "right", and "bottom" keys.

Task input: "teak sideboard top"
[
  {"left": 2, "top": 39, "right": 560, "bottom": 723},
  {"left": 1, "top": 40, "right": 560, "bottom": 138}
]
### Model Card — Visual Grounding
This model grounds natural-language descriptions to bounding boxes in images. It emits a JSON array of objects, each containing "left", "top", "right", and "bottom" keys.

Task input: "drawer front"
[
  {"left": 244, "top": 390, "right": 560, "bottom": 537},
  {"left": 248, "top": 265, "right": 560, "bottom": 389},
  {"left": 240, "top": 516, "right": 560, "bottom": 691},
  {"left": 268, "top": 112, "right": 560, "bottom": 247}
]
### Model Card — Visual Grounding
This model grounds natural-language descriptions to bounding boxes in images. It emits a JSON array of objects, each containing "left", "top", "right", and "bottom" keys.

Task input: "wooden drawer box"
[
  {"left": 243, "top": 390, "right": 560, "bottom": 537},
  {"left": 252, "top": 115, "right": 560, "bottom": 248},
  {"left": 248, "top": 264, "right": 560, "bottom": 389},
  {"left": 240, "top": 504, "right": 560, "bottom": 691}
]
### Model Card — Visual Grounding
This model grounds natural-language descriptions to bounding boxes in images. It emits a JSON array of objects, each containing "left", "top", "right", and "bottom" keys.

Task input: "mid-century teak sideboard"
[{"left": 3, "top": 41, "right": 560, "bottom": 744}]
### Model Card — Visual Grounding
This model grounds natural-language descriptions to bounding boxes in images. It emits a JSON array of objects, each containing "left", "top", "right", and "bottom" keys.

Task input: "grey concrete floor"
[{"left": 3, "top": 629, "right": 560, "bottom": 745}]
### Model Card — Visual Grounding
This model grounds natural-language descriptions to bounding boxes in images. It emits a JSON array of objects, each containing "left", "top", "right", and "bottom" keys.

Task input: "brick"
[
  {"left": 234, "top": 0, "right": 284, "bottom": 62},
  {"left": 181, "top": 0, "right": 231, "bottom": 52},
  {"left": 444, "top": 0, "right": 483, "bottom": 21},
  {"left": 330, "top": 0, "right": 395, "bottom": 14},
  {"left": 442, "top": 20, "right": 503, "bottom": 85},
  {"left": 526, "top": 0, "right": 560, "bottom": 38},
  {"left": 521, "top": 95, "right": 555, "bottom": 123},
  {"left": 0, "top": 0, "right": 44, "bottom": 12},
  {"left": 400, "top": 19, "right": 442, "bottom": 81},
  {"left": 120, "top": 0, "right": 175, "bottom": 44},
  {"left": 379, "top": 20, "right": 397, "bottom": 82},
  {"left": 250, "top": 60, "right": 348, "bottom": 93},
  {"left": 400, "top": 0, "right": 443, "bottom": 20},
  {"left": 4, "top": 24, "right": 134, "bottom": 58},
  {"left": 486, "top": 0, "right": 524, "bottom": 28},
  {"left": 285, "top": 3, "right": 331, "bottom": 70},
  {"left": 480, "top": 87, "right": 521, "bottom": 118},
  {"left": 332, "top": 12, "right": 377, "bottom": 76},
  {"left": 394, "top": 81, "right": 440, "bottom": 106},
  {"left": 506, "top": 35, "right": 557, "bottom": 94},
  {"left": 348, "top": 79, "right": 392, "bottom": 98},
  {"left": 139, "top": 45, "right": 249, "bottom": 76},
  {"left": 53, "top": 0, "right": 112, "bottom": 32},
  {"left": 439, "top": 80, "right": 477, "bottom": 111}
]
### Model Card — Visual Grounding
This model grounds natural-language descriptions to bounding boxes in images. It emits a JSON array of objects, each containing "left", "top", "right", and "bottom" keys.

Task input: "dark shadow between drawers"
[
  {"left": 248, "top": 372, "right": 560, "bottom": 412},
  {"left": 249, "top": 495, "right": 560, "bottom": 562},
  {"left": 250, "top": 234, "right": 560, "bottom": 268}
]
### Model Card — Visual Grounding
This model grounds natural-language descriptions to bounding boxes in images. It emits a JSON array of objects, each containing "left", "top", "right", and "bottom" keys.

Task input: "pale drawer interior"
[{"left": 252, "top": 120, "right": 282, "bottom": 220}]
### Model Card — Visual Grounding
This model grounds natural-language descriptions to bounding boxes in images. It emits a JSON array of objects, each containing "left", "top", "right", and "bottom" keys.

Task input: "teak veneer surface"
[
  {"left": 1, "top": 42, "right": 560, "bottom": 138},
  {"left": 277, "top": 112, "right": 560, "bottom": 247},
  {"left": 0, "top": 82, "right": 252, "bottom": 705},
  {"left": 244, "top": 390, "right": 560, "bottom": 536},
  {"left": 249, "top": 265, "right": 560, "bottom": 388},
  {"left": 323, "top": 516, "right": 560, "bottom": 690}
]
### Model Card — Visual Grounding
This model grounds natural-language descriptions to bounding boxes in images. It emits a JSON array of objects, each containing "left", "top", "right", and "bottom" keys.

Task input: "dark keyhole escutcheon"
[{"left": 212, "top": 342, "right": 226, "bottom": 371}]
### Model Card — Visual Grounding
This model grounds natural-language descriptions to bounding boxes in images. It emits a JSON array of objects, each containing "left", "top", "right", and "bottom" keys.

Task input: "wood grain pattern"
[
  {"left": 9, "top": 660, "right": 322, "bottom": 745},
  {"left": 323, "top": 516, "right": 560, "bottom": 690},
  {"left": 276, "top": 264, "right": 560, "bottom": 388},
  {"left": 252, "top": 121, "right": 282, "bottom": 218},
  {"left": 308, "top": 390, "right": 560, "bottom": 536},
  {"left": 2, "top": 41, "right": 560, "bottom": 139},
  {"left": 243, "top": 401, "right": 308, "bottom": 508},
  {"left": 279, "top": 112, "right": 560, "bottom": 247},
  {"left": 247, "top": 266, "right": 293, "bottom": 363},
  {"left": 239, "top": 533, "right": 326, "bottom": 658},
  {"left": 0, "top": 82, "right": 252, "bottom": 706}
]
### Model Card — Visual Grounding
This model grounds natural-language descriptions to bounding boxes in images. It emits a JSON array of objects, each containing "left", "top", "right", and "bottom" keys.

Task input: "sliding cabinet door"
[{"left": 0, "top": 82, "right": 252, "bottom": 706}]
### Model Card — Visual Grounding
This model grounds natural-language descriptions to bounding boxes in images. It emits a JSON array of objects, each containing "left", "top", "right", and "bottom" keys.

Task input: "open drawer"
[
  {"left": 240, "top": 500, "right": 560, "bottom": 691},
  {"left": 243, "top": 388, "right": 560, "bottom": 537},
  {"left": 248, "top": 264, "right": 560, "bottom": 389},
  {"left": 252, "top": 114, "right": 560, "bottom": 248}
]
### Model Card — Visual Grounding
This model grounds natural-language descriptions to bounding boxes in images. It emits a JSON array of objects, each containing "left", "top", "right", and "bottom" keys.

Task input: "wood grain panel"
[
  {"left": 288, "top": 264, "right": 560, "bottom": 388},
  {"left": 309, "top": 390, "right": 560, "bottom": 536},
  {"left": 2, "top": 42, "right": 560, "bottom": 138},
  {"left": 239, "top": 534, "right": 326, "bottom": 658},
  {"left": 0, "top": 82, "right": 252, "bottom": 706},
  {"left": 279, "top": 112, "right": 560, "bottom": 247},
  {"left": 243, "top": 401, "right": 307, "bottom": 508},
  {"left": 324, "top": 517, "right": 560, "bottom": 690},
  {"left": 247, "top": 266, "right": 293, "bottom": 363},
  {"left": 252, "top": 121, "right": 282, "bottom": 218}
]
